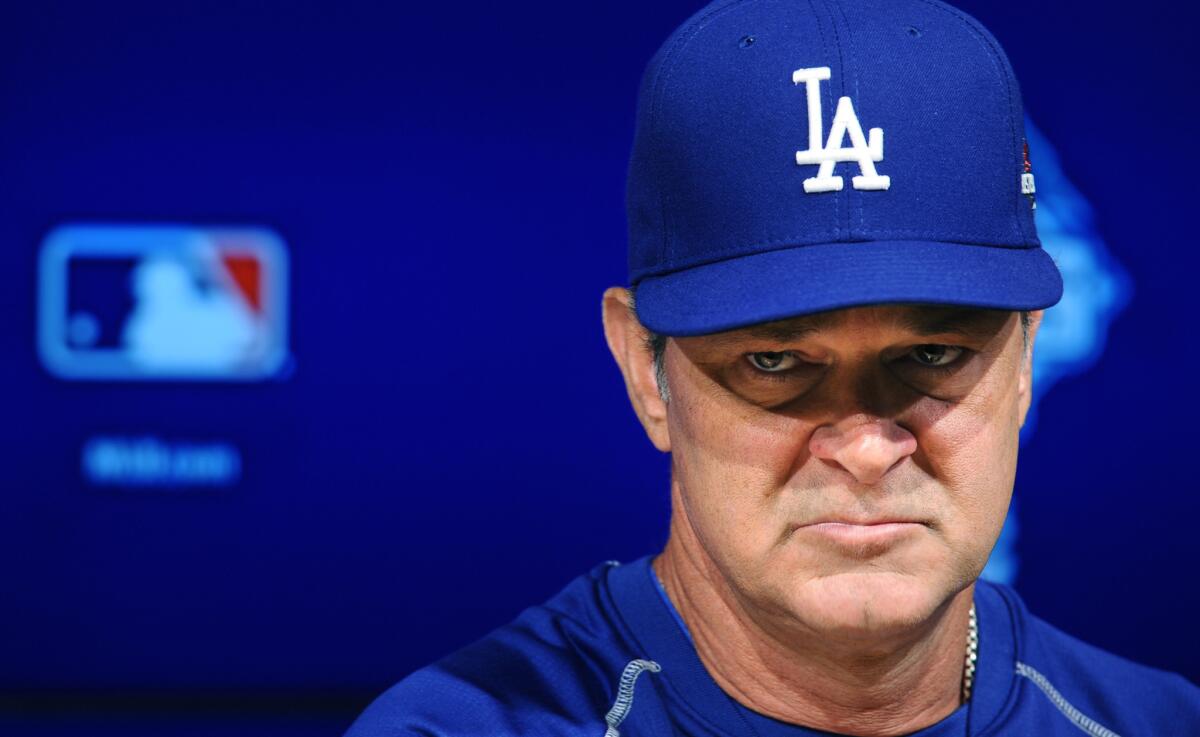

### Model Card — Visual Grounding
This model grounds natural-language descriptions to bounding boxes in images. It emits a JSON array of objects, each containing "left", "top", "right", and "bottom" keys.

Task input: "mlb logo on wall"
[{"left": 38, "top": 224, "right": 290, "bottom": 381}]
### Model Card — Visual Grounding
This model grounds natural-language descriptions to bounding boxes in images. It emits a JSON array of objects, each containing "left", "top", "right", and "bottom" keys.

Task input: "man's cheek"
[
  {"left": 688, "top": 459, "right": 777, "bottom": 527},
  {"left": 926, "top": 440, "right": 1014, "bottom": 566},
  {"left": 907, "top": 397, "right": 1003, "bottom": 471},
  {"left": 677, "top": 456, "right": 788, "bottom": 557},
  {"left": 675, "top": 399, "right": 810, "bottom": 479},
  {"left": 692, "top": 404, "right": 814, "bottom": 477}
]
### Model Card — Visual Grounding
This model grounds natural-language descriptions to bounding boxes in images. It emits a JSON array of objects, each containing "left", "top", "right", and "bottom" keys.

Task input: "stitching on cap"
[
  {"left": 632, "top": 229, "right": 1037, "bottom": 281},
  {"left": 647, "top": 0, "right": 761, "bottom": 269},
  {"left": 802, "top": 0, "right": 836, "bottom": 246},
  {"left": 912, "top": 0, "right": 1025, "bottom": 243},
  {"left": 819, "top": 0, "right": 847, "bottom": 238},
  {"left": 806, "top": 0, "right": 841, "bottom": 240},
  {"left": 828, "top": 0, "right": 866, "bottom": 234}
]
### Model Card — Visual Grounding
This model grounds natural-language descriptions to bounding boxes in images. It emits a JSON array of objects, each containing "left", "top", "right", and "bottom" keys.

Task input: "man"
[{"left": 346, "top": 0, "right": 1200, "bottom": 734}]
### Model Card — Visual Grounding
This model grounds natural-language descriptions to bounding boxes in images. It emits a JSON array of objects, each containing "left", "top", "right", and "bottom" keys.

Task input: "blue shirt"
[{"left": 345, "top": 557, "right": 1200, "bottom": 736}]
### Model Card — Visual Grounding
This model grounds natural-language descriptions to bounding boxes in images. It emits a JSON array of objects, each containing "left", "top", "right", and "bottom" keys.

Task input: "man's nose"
[{"left": 808, "top": 417, "right": 917, "bottom": 485}]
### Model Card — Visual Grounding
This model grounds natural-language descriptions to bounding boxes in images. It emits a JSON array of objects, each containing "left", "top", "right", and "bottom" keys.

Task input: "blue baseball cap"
[{"left": 626, "top": 0, "right": 1063, "bottom": 336}]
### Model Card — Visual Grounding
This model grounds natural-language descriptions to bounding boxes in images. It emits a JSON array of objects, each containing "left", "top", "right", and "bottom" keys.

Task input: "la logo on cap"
[{"left": 793, "top": 67, "right": 890, "bottom": 193}]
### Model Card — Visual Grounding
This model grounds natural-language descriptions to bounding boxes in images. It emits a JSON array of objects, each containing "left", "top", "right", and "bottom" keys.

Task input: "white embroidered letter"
[{"left": 793, "top": 66, "right": 890, "bottom": 193}]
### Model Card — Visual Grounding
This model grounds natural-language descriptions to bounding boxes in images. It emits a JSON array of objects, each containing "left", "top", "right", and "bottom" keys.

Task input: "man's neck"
[{"left": 653, "top": 525, "right": 974, "bottom": 736}]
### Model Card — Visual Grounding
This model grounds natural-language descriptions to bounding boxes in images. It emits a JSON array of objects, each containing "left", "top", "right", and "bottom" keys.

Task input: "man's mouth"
[{"left": 794, "top": 520, "right": 925, "bottom": 550}]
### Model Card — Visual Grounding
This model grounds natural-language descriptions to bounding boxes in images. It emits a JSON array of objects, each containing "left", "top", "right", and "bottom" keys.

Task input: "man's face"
[{"left": 640, "top": 302, "right": 1039, "bottom": 638}]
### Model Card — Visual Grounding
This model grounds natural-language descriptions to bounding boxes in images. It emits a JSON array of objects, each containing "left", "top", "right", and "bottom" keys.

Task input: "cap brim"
[{"left": 633, "top": 240, "right": 1063, "bottom": 337}]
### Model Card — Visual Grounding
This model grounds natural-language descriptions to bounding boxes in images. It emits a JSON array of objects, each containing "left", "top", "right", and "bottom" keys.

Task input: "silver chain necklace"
[{"left": 962, "top": 603, "right": 978, "bottom": 703}]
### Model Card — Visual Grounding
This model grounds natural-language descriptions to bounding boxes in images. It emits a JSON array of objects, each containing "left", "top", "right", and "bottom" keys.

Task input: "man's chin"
[{"left": 779, "top": 571, "right": 954, "bottom": 640}]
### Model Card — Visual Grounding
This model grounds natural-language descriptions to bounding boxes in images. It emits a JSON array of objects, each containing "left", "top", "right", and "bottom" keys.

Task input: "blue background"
[{"left": 0, "top": 0, "right": 1195, "bottom": 733}]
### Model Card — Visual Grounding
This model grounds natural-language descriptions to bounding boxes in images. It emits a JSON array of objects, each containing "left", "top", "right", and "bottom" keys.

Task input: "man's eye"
[
  {"left": 746, "top": 351, "right": 799, "bottom": 372},
  {"left": 909, "top": 345, "right": 964, "bottom": 367}
]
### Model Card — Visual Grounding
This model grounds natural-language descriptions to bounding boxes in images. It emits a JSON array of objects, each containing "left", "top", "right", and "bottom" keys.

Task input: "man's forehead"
[{"left": 710, "top": 305, "right": 1013, "bottom": 343}]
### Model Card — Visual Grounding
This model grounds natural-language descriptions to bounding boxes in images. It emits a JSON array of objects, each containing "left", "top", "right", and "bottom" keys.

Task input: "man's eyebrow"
[
  {"left": 707, "top": 318, "right": 829, "bottom": 344},
  {"left": 709, "top": 307, "right": 1006, "bottom": 344},
  {"left": 898, "top": 308, "right": 1008, "bottom": 337},
  {"left": 740, "top": 322, "right": 824, "bottom": 341}
]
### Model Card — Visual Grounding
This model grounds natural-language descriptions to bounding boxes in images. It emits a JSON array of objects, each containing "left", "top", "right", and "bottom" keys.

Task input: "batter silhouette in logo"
[{"left": 121, "top": 257, "right": 260, "bottom": 371}]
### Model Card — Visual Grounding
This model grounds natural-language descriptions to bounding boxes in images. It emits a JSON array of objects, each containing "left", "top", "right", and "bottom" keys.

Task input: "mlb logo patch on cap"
[{"left": 37, "top": 224, "right": 290, "bottom": 381}]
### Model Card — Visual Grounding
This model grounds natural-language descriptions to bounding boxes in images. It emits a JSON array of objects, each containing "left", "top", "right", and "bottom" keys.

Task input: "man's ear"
[
  {"left": 601, "top": 287, "right": 671, "bottom": 452},
  {"left": 1018, "top": 310, "right": 1044, "bottom": 428}
]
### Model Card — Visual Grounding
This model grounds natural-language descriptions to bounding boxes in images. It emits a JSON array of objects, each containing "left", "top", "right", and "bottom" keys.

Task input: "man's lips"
[
  {"left": 794, "top": 519, "right": 927, "bottom": 548},
  {"left": 801, "top": 520, "right": 921, "bottom": 530}
]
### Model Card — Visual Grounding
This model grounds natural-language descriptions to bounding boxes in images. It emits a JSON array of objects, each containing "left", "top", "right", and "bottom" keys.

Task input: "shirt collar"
[{"left": 607, "top": 556, "right": 1020, "bottom": 736}]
